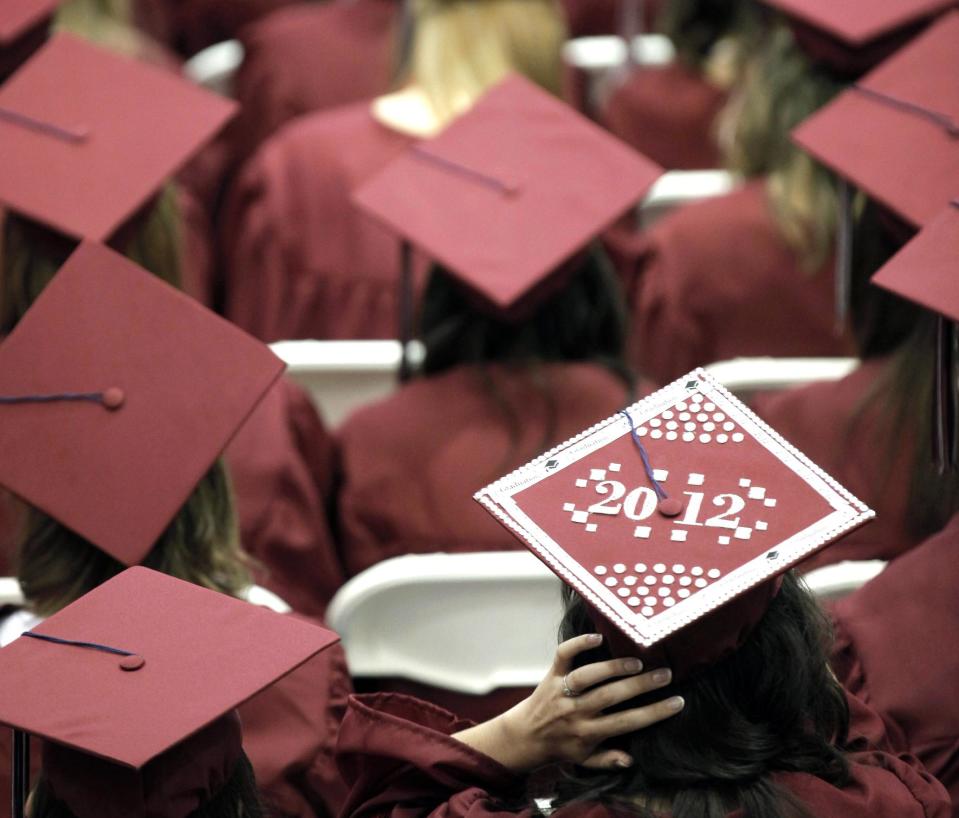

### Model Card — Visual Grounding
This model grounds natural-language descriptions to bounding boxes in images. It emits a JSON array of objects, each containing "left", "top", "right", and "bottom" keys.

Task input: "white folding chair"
[
  {"left": 183, "top": 39, "right": 244, "bottom": 97},
  {"left": 0, "top": 578, "right": 24, "bottom": 607},
  {"left": 563, "top": 33, "right": 675, "bottom": 113},
  {"left": 562, "top": 33, "right": 676, "bottom": 74},
  {"left": 241, "top": 584, "right": 293, "bottom": 614},
  {"left": 706, "top": 357, "right": 860, "bottom": 400},
  {"left": 801, "top": 560, "right": 886, "bottom": 602},
  {"left": 639, "top": 169, "right": 740, "bottom": 227},
  {"left": 326, "top": 552, "right": 564, "bottom": 694},
  {"left": 270, "top": 340, "right": 423, "bottom": 427}
]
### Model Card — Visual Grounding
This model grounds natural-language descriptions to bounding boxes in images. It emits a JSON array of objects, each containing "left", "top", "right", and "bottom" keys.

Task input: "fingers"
[
  {"left": 551, "top": 633, "right": 603, "bottom": 675},
  {"left": 591, "top": 694, "right": 685, "bottom": 739},
  {"left": 564, "top": 657, "right": 644, "bottom": 697},
  {"left": 581, "top": 749, "right": 634, "bottom": 771},
  {"left": 576, "top": 667, "right": 674, "bottom": 714}
]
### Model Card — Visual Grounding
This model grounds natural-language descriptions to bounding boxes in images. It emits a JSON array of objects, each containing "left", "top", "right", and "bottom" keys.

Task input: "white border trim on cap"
[{"left": 475, "top": 369, "right": 875, "bottom": 648}]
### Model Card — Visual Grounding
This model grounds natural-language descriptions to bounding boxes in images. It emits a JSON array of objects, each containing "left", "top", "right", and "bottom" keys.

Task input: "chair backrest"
[
  {"left": 562, "top": 33, "right": 675, "bottom": 74},
  {"left": 563, "top": 33, "right": 675, "bottom": 114},
  {"left": 639, "top": 169, "right": 740, "bottom": 227},
  {"left": 328, "top": 552, "right": 886, "bottom": 693},
  {"left": 270, "top": 340, "right": 423, "bottom": 426},
  {"left": 706, "top": 357, "right": 860, "bottom": 401},
  {"left": 801, "top": 560, "right": 886, "bottom": 602},
  {"left": 326, "top": 552, "right": 564, "bottom": 694},
  {"left": 0, "top": 577, "right": 24, "bottom": 607},
  {"left": 183, "top": 39, "right": 244, "bottom": 97}
]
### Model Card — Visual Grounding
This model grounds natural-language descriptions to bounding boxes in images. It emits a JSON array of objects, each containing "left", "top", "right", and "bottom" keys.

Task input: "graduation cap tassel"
[
  {"left": 932, "top": 316, "right": 959, "bottom": 474},
  {"left": 398, "top": 240, "right": 414, "bottom": 383},
  {"left": 12, "top": 729, "right": 29, "bottom": 818},
  {"left": 834, "top": 179, "right": 854, "bottom": 333}
]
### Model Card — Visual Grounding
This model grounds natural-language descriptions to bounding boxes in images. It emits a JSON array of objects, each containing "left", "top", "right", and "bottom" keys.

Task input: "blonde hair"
[
  {"left": 400, "top": 0, "right": 567, "bottom": 125},
  {"left": 16, "top": 461, "right": 253, "bottom": 617},
  {"left": 718, "top": 23, "right": 844, "bottom": 270}
]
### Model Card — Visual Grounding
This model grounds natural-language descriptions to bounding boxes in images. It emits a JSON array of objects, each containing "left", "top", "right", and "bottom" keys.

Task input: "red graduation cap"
[
  {"left": 872, "top": 201, "right": 959, "bottom": 470},
  {"left": 0, "top": 240, "right": 285, "bottom": 565},
  {"left": 0, "top": 32, "right": 236, "bottom": 241},
  {"left": 758, "top": 0, "right": 956, "bottom": 74},
  {"left": 353, "top": 74, "right": 663, "bottom": 318},
  {"left": 0, "top": 0, "right": 60, "bottom": 43},
  {"left": 476, "top": 369, "right": 873, "bottom": 677},
  {"left": 0, "top": 566, "right": 340, "bottom": 818},
  {"left": 0, "top": 0, "right": 61, "bottom": 80},
  {"left": 872, "top": 202, "right": 959, "bottom": 320},
  {"left": 793, "top": 11, "right": 959, "bottom": 230}
]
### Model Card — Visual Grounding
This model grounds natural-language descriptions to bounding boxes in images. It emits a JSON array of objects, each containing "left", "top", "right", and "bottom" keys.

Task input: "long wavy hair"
[
  {"left": 719, "top": 22, "right": 845, "bottom": 271},
  {"left": 548, "top": 573, "right": 851, "bottom": 818},
  {"left": 15, "top": 460, "right": 252, "bottom": 618}
]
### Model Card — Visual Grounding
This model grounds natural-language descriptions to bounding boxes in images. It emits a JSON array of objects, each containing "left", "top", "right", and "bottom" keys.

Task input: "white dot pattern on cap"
[{"left": 614, "top": 563, "right": 626, "bottom": 573}]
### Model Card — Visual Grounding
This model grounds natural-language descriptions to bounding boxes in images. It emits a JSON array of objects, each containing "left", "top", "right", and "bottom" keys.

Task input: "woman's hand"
[{"left": 452, "top": 633, "right": 683, "bottom": 773}]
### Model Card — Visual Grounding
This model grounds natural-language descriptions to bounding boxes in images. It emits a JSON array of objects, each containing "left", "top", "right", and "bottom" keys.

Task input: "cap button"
[
  {"left": 101, "top": 388, "right": 125, "bottom": 410},
  {"left": 657, "top": 497, "right": 684, "bottom": 518},
  {"left": 119, "top": 654, "right": 145, "bottom": 671}
]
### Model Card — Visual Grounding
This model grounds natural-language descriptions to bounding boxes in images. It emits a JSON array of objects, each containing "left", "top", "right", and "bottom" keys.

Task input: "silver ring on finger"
[{"left": 562, "top": 673, "right": 579, "bottom": 698}]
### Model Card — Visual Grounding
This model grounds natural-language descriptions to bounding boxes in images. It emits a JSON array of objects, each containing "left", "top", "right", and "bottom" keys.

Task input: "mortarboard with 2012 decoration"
[{"left": 476, "top": 369, "right": 874, "bottom": 678}]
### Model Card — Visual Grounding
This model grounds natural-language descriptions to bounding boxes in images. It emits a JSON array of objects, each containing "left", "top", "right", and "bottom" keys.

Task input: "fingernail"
[
  {"left": 616, "top": 756, "right": 633, "bottom": 768},
  {"left": 587, "top": 633, "right": 603, "bottom": 645},
  {"left": 667, "top": 696, "right": 685, "bottom": 712},
  {"left": 623, "top": 658, "right": 642, "bottom": 673},
  {"left": 652, "top": 669, "right": 672, "bottom": 685}
]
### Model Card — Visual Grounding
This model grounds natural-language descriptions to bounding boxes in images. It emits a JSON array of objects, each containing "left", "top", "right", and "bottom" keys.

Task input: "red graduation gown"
[
  {"left": 230, "top": 0, "right": 398, "bottom": 170},
  {"left": 601, "top": 64, "right": 726, "bottom": 170},
  {"left": 0, "top": 610, "right": 352, "bottom": 818},
  {"left": 219, "top": 102, "right": 415, "bottom": 342},
  {"left": 336, "top": 693, "right": 951, "bottom": 818},
  {"left": 226, "top": 377, "right": 342, "bottom": 618},
  {"left": 335, "top": 363, "right": 640, "bottom": 578},
  {"left": 831, "top": 511, "right": 959, "bottom": 816},
  {"left": 751, "top": 357, "right": 919, "bottom": 571},
  {"left": 623, "top": 180, "right": 856, "bottom": 384},
  {"left": 238, "top": 627, "right": 352, "bottom": 818}
]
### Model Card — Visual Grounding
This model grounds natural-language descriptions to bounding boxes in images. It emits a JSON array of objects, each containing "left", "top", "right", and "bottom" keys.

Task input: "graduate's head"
[
  {"left": 789, "top": 15, "right": 959, "bottom": 537},
  {"left": 721, "top": 0, "right": 956, "bottom": 270},
  {"left": 0, "top": 568, "right": 340, "bottom": 818},
  {"left": 1, "top": 187, "right": 182, "bottom": 336},
  {"left": 16, "top": 459, "right": 247, "bottom": 618},
  {"left": 554, "top": 572, "right": 851, "bottom": 818},
  {"left": 475, "top": 370, "right": 875, "bottom": 815},
  {"left": 418, "top": 244, "right": 629, "bottom": 375},
  {"left": 0, "top": 243, "right": 286, "bottom": 615},
  {"left": 395, "top": 0, "right": 568, "bottom": 122},
  {"left": 0, "top": 33, "right": 235, "bottom": 334},
  {"left": 354, "top": 74, "right": 663, "bottom": 373}
]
